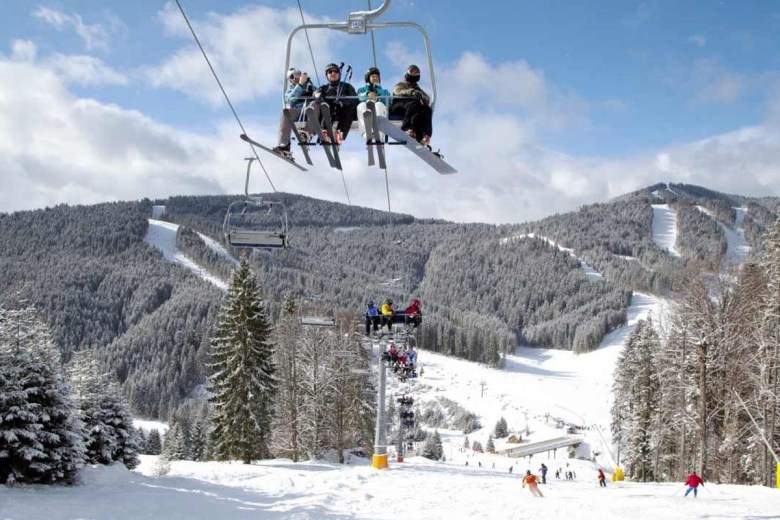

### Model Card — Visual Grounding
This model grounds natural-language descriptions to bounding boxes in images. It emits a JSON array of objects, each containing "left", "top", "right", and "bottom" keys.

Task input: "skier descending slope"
[{"left": 522, "top": 470, "right": 544, "bottom": 497}]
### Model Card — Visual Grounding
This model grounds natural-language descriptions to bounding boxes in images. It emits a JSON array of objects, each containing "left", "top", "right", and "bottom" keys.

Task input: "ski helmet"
[
  {"left": 365, "top": 66, "right": 381, "bottom": 84},
  {"left": 325, "top": 63, "right": 340, "bottom": 74},
  {"left": 404, "top": 65, "right": 420, "bottom": 83},
  {"left": 367, "top": 300, "right": 374, "bottom": 306},
  {"left": 287, "top": 67, "right": 302, "bottom": 80},
  {"left": 386, "top": 299, "right": 393, "bottom": 305}
]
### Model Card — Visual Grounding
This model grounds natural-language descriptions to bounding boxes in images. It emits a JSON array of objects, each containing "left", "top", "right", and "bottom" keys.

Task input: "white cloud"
[
  {"left": 48, "top": 54, "right": 127, "bottom": 86},
  {"left": 687, "top": 35, "right": 707, "bottom": 48},
  {"left": 690, "top": 59, "right": 744, "bottom": 104},
  {"left": 32, "top": 6, "right": 111, "bottom": 51},
  {"left": 147, "top": 3, "right": 337, "bottom": 106},
  {"left": 11, "top": 40, "right": 37, "bottom": 62}
]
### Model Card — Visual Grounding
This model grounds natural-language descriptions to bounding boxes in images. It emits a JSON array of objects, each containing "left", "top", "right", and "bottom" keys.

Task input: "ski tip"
[{"left": 239, "top": 133, "right": 249, "bottom": 141}]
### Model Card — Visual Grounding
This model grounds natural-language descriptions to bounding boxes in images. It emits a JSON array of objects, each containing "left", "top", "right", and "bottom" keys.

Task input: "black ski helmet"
[
  {"left": 365, "top": 66, "right": 381, "bottom": 84},
  {"left": 404, "top": 65, "right": 420, "bottom": 83},
  {"left": 325, "top": 63, "right": 340, "bottom": 74}
]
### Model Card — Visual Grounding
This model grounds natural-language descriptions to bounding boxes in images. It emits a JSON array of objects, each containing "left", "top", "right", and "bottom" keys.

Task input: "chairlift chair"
[
  {"left": 282, "top": 0, "right": 456, "bottom": 174},
  {"left": 223, "top": 158, "right": 289, "bottom": 249}
]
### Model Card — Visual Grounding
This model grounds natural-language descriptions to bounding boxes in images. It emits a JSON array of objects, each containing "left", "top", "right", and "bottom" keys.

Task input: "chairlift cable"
[
  {"left": 368, "top": 0, "right": 378, "bottom": 68},
  {"left": 296, "top": 0, "right": 321, "bottom": 86},
  {"left": 383, "top": 167, "right": 391, "bottom": 212},
  {"left": 340, "top": 170, "right": 352, "bottom": 206},
  {"left": 174, "top": 0, "right": 277, "bottom": 193}
]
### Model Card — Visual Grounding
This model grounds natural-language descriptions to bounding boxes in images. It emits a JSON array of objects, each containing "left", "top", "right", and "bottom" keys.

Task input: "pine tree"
[
  {"left": 162, "top": 422, "right": 188, "bottom": 461},
  {"left": 422, "top": 430, "right": 443, "bottom": 460},
  {"left": 494, "top": 416, "right": 508, "bottom": 438},
  {"left": 463, "top": 435, "right": 470, "bottom": 450},
  {"left": 67, "top": 351, "right": 139, "bottom": 469},
  {"left": 472, "top": 440, "right": 483, "bottom": 453},
  {"left": 190, "top": 419, "right": 208, "bottom": 461},
  {"left": 0, "top": 306, "right": 86, "bottom": 484},
  {"left": 208, "top": 260, "right": 277, "bottom": 464},
  {"left": 146, "top": 429, "right": 163, "bottom": 455},
  {"left": 486, "top": 434, "right": 495, "bottom": 453}
]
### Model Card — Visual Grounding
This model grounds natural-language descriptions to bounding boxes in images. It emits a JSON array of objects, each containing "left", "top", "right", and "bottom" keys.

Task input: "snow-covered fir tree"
[
  {"left": 271, "top": 297, "right": 304, "bottom": 461},
  {"left": 463, "top": 436, "right": 470, "bottom": 450},
  {"left": 486, "top": 434, "right": 495, "bottom": 453},
  {"left": 422, "top": 430, "right": 443, "bottom": 460},
  {"left": 190, "top": 419, "right": 209, "bottom": 461},
  {"left": 146, "top": 428, "right": 163, "bottom": 455},
  {"left": 472, "top": 440, "right": 483, "bottom": 453},
  {"left": 0, "top": 306, "right": 85, "bottom": 484},
  {"left": 207, "top": 259, "right": 276, "bottom": 464},
  {"left": 162, "top": 422, "right": 189, "bottom": 461},
  {"left": 67, "top": 350, "right": 140, "bottom": 469},
  {"left": 494, "top": 417, "right": 508, "bottom": 438},
  {"left": 612, "top": 318, "right": 661, "bottom": 481}
]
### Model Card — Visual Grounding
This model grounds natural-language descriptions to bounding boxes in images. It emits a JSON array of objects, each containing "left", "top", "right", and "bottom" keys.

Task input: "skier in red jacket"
[{"left": 684, "top": 471, "right": 704, "bottom": 497}]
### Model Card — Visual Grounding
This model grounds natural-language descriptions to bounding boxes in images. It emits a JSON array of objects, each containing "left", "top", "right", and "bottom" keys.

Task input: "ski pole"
[
  {"left": 671, "top": 484, "right": 685, "bottom": 496},
  {"left": 702, "top": 484, "right": 713, "bottom": 496}
]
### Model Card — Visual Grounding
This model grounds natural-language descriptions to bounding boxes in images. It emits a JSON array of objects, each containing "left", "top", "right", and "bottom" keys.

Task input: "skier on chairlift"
[
  {"left": 357, "top": 67, "right": 391, "bottom": 141},
  {"left": 391, "top": 65, "right": 433, "bottom": 148},
  {"left": 274, "top": 67, "right": 316, "bottom": 159},
  {"left": 312, "top": 63, "right": 358, "bottom": 144}
]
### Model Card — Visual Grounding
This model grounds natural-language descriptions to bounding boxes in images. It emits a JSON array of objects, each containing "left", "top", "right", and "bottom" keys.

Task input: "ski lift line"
[
  {"left": 295, "top": 0, "right": 321, "bottom": 86},
  {"left": 383, "top": 167, "right": 391, "bottom": 212},
  {"left": 282, "top": 21, "right": 437, "bottom": 112},
  {"left": 367, "top": 0, "right": 379, "bottom": 69},
  {"left": 340, "top": 169, "right": 352, "bottom": 206},
  {"left": 173, "top": 0, "right": 277, "bottom": 193}
]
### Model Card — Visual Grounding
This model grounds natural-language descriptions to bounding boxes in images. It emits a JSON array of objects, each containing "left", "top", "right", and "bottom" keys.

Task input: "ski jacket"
[
  {"left": 357, "top": 83, "right": 391, "bottom": 104},
  {"left": 381, "top": 303, "right": 394, "bottom": 316},
  {"left": 391, "top": 80, "right": 431, "bottom": 114},
  {"left": 404, "top": 300, "right": 421, "bottom": 316},
  {"left": 316, "top": 81, "right": 358, "bottom": 110},
  {"left": 365, "top": 305, "right": 379, "bottom": 317},
  {"left": 597, "top": 470, "right": 605, "bottom": 481},
  {"left": 285, "top": 80, "right": 314, "bottom": 109},
  {"left": 685, "top": 474, "right": 704, "bottom": 488},
  {"left": 523, "top": 474, "right": 538, "bottom": 486}
]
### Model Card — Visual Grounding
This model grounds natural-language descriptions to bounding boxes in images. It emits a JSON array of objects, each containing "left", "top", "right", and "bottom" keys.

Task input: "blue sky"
[{"left": 2, "top": 1, "right": 780, "bottom": 222}]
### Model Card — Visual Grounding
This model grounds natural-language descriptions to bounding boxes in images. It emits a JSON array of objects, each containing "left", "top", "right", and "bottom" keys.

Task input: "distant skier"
[
  {"left": 684, "top": 471, "right": 704, "bottom": 498},
  {"left": 365, "top": 300, "right": 380, "bottom": 335},
  {"left": 597, "top": 469, "right": 607, "bottom": 487},
  {"left": 539, "top": 463, "right": 548, "bottom": 484},
  {"left": 509, "top": 466, "right": 513, "bottom": 474},
  {"left": 522, "top": 470, "right": 544, "bottom": 497}
]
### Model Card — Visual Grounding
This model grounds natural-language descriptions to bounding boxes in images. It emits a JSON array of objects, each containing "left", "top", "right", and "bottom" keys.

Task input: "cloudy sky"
[{"left": 2, "top": 0, "right": 780, "bottom": 224}]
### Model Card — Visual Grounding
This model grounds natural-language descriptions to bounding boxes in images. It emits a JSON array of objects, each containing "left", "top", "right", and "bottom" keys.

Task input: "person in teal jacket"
[{"left": 356, "top": 67, "right": 391, "bottom": 141}]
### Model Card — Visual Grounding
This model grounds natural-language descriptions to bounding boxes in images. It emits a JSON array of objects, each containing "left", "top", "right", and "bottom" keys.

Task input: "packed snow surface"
[
  {"left": 651, "top": 205, "right": 680, "bottom": 257},
  {"left": 501, "top": 233, "right": 603, "bottom": 281},
  {"left": 144, "top": 219, "right": 228, "bottom": 290},
  {"left": 696, "top": 206, "right": 751, "bottom": 270}
]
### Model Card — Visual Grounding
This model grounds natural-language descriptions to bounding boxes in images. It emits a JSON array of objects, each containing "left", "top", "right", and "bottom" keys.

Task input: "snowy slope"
[
  {"left": 696, "top": 206, "right": 751, "bottom": 271},
  {"left": 144, "top": 219, "right": 228, "bottom": 291},
  {"left": 501, "top": 233, "right": 603, "bottom": 281},
  {"left": 197, "top": 232, "right": 240, "bottom": 267},
  {"left": 651, "top": 205, "right": 680, "bottom": 257}
]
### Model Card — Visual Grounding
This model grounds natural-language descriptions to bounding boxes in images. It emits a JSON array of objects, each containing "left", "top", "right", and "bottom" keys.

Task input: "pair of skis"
[
  {"left": 362, "top": 101, "right": 386, "bottom": 169},
  {"left": 240, "top": 102, "right": 342, "bottom": 171}
]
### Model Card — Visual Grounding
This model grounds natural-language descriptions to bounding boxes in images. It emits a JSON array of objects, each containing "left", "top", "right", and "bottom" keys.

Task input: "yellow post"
[
  {"left": 776, "top": 462, "right": 779, "bottom": 489},
  {"left": 372, "top": 453, "right": 388, "bottom": 470},
  {"left": 613, "top": 466, "right": 624, "bottom": 481}
]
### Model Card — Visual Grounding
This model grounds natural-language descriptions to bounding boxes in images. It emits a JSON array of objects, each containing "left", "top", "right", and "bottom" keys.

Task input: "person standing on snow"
[
  {"left": 522, "top": 470, "right": 544, "bottom": 497},
  {"left": 539, "top": 463, "right": 548, "bottom": 484},
  {"left": 597, "top": 469, "right": 607, "bottom": 487},
  {"left": 684, "top": 471, "right": 704, "bottom": 498}
]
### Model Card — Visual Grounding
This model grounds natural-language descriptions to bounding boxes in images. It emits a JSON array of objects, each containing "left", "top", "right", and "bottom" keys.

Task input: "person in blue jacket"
[
  {"left": 356, "top": 67, "right": 391, "bottom": 141},
  {"left": 365, "top": 300, "right": 380, "bottom": 335},
  {"left": 274, "top": 67, "right": 316, "bottom": 158}
]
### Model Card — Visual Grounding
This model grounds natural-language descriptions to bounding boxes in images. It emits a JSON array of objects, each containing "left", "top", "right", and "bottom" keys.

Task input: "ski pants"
[
  {"left": 357, "top": 101, "right": 388, "bottom": 141},
  {"left": 399, "top": 100, "right": 433, "bottom": 141},
  {"left": 365, "top": 315, "right": 380, "bottom": 335},
  {"left": 528, "top": 483, "right": 543, "bottom": 498},
  {"left": 314, "top": 99, "right": 357, "bottom": 139},
  {"left": 278, "top": 104, "right": 319, "bottom": 146},
  {"left": 599, "top": 478, "right": 606, "bottom": 487},
  {"left": 684, "top": 486, "right": 698, "bottom": 497}
]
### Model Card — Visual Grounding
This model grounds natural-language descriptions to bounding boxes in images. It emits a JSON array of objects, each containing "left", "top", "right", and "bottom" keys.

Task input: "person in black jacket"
[
  {"left": 312, "top": 63, "right": 358, "bottom": 143},
  {"left": 390, "top": 64, "right": 433, "bottom": 146}
]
